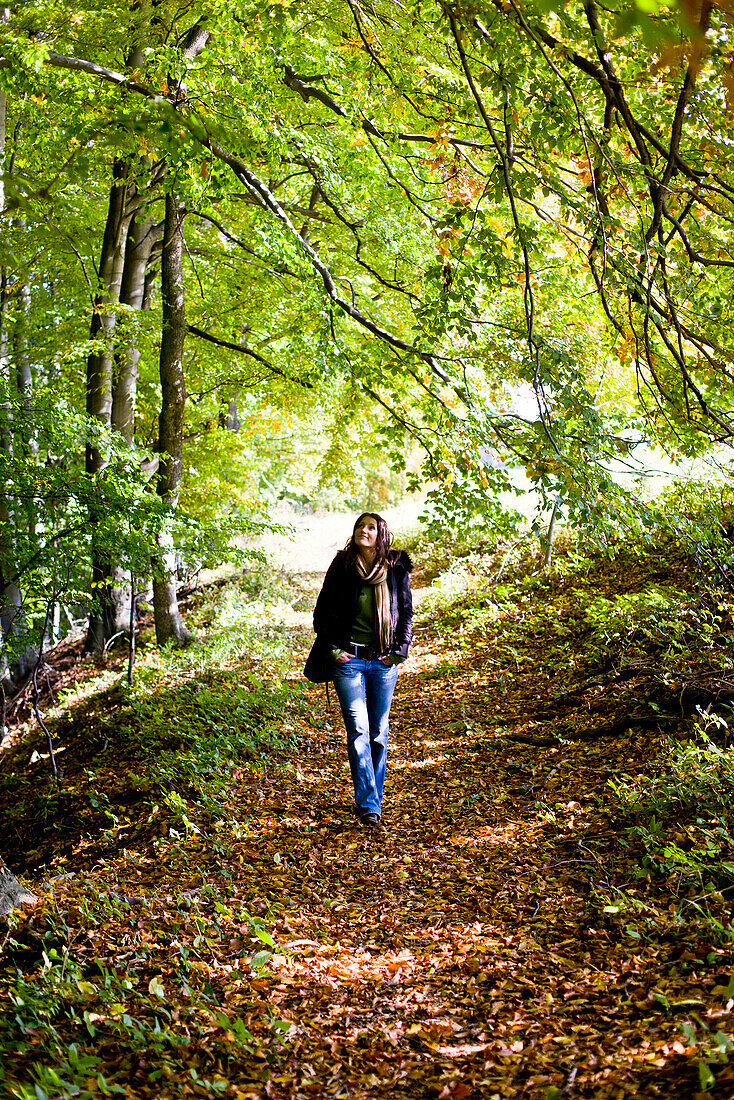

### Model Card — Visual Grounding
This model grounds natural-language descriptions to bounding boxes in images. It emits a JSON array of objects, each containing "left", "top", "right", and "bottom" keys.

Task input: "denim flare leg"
[{"left": 332, "top": 656, "right": 399, "bottom": 817}]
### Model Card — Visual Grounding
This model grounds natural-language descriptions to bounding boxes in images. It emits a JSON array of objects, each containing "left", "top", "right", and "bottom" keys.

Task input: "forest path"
[
  {"left": 216, "top": 552, "right": 726, "bottom": 1100},
  {"left": 7, "top": 525, "right": 733, "bottom": 1099}
]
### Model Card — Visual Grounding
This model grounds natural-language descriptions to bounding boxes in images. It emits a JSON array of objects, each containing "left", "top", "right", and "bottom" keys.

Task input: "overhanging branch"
[
  {"left": 187, "top": 325, "right": 313, "bottom": 389},
  {"left": 11, "top": 47, "right": 467, "bottom": 402}
]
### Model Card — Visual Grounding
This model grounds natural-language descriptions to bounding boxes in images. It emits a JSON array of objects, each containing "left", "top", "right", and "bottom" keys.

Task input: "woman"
[{"left": 308, "top": 513, "right": 413, "bottom": 828}]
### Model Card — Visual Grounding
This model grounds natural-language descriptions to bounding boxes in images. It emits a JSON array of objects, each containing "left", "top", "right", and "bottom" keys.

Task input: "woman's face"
[{"left": 354, "top": 516, "right": 379, "bottom": 553}]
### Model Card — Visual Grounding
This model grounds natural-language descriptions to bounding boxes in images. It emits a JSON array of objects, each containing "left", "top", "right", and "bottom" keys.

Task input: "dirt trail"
[{"left": 213, "top": 573, "right": 730, "bottom": 1099}]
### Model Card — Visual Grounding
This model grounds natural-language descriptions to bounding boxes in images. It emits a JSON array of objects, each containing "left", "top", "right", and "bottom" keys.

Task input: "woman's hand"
[
  {"left": 379, "top": 655, "right": 395, "bottom": 666},
  {"left": 335, "top": 652, "right": 353, "bottom": 664}
]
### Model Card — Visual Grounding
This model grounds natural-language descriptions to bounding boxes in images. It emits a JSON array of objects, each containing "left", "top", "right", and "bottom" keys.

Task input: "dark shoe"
[{"left": 361, "top": 812, "right": 380, "bottom": 827}]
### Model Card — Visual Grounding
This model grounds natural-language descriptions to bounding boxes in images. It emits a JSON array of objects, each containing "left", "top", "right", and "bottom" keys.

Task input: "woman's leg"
[
  {"left": 364, "top": 659, "right": 399, "bottom": 810},
  {"left": 331, "top": 658, "right": 381, "bottom": 816}
]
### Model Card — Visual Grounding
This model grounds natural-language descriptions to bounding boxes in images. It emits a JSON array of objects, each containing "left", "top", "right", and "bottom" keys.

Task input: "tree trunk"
[
  {"left": 152, "top": 191, "right": 192, "bottom": 648},
  {"left": 542, "top": 505, "right": 558, "bottom": 572},
  {"left": 85, "top": 159, "right": 135, "bottom": 652},
  {"left": 0, "top": 93, "right": 36, "bottom": 681},
  {"left": 220, "top": 395, "right": 241, "bottom": 432},
  {"left": 112, "top": 211, "right": 161, "bottom": 440},
  {"left": 0, "top": 854, "right": 37, "bottom": 919},
  {"left": 86, "top": 158, "right": 133, "bottom": 472},
  {"left": 13, "top": 273, "right": 38, "bottom": 547},
  {"left": 104, "top": 211, "right": 164, "bottom": 640},
  {"left": 0, "top": 340, "right": 38, "bottom": 681}
]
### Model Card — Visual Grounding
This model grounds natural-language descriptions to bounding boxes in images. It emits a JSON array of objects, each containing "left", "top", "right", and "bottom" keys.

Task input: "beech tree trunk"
[
  {"left": 542, "top": 505, "right": 558, "bottom": 572},
  {"left": 104, "top": 210, "right": 164, "bottom": 639},
  {"left": 86, "top": 25, "right": 209, "bottom": 651},
  {"left": 85, "top": 159, "right": 135, "bottom": 653},
  {"left": 0, "top": 855, "right": 37, "bottom": 919},
  {"left": 85, "top": 158, "right": 133, "bottom": 474},
  {"left": 0, "top": 96, "right": 37, "bottom": 681},
  {"left": 13, "top": 274, "right": 38, "bottom": 548},
  {"left": 112, "top": 211, "right": 162, "bottom": 441},
  {"left": 152, "top": 191, "right": 192, "bottom": 648}
]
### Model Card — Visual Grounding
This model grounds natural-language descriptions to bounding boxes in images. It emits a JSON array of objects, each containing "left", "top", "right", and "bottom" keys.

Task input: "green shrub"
[
  {"left": 584, "top": 585, "right": 718, "bottom": 663},
  {"left": 608, "top": 731, "right": 734, "bottom": 918}
]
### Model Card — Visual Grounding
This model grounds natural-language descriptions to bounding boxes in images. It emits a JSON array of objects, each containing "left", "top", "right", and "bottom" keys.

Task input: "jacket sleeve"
[{"left": 391, "top": 554, "right": 413, "bottom": 660}]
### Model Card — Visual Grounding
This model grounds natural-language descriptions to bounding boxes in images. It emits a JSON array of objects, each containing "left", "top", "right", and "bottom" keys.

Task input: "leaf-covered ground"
[{"left": 3, "top": 538, "right": 734, "bottom": 1099}]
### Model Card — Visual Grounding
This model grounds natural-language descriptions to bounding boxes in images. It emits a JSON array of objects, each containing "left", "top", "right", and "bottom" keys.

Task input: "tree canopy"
[{"left": 0, "top": 0, "right": 733, "bottom": 663}]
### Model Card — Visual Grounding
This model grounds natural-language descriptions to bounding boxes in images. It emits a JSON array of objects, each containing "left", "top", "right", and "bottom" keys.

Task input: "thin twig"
[
  {"left": 31, "top": 596, "right": 59, "bottom": 784},
  {"left": 128, "top": 583, "right": 136, "bottom": 688},
  {"left": 32, "top": 665, "right": 58, "bottom": 784},
  {"left": 103, "top": 630, "right": 126, "bottom": 653}
]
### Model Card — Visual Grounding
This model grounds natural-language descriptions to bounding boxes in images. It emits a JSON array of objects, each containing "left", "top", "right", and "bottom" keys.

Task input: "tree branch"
[
  {"left": 186, "top": 325, "right": 313, "bottom": 389},
  {"left": 282, "top": 64, "right": 490, "bottom": 150}
]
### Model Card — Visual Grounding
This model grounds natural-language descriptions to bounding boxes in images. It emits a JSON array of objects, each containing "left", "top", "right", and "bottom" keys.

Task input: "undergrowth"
[
  {"left": 6, "top": 506, "right": 734, "bottom": 1096},
  {"left": 607, "top": 726, "right": 734, "bottom": 938},
  {"left": 413, "top": 518, "right": 734, "bottom": 952},
  {"left": 0, "top": 564, "right": 307, "bottom": 1098},
  {"left": 0, "top": 883, "right": 287, "bottom": 1100},
  {"left": 409, "top": 515, "right": 734, "bottom": 1089}
]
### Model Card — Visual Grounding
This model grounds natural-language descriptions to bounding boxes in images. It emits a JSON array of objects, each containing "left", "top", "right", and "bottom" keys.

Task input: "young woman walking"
[{"left": 307, "top": 513, "right": 413, "bottom": 828}]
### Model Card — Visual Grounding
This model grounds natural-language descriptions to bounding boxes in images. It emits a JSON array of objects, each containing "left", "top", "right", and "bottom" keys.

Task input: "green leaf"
[
  {"left": 254, "top": 927, "right": 275, "bottom": 948},
  {"left": 698, "top": 1061, "right": 716, "bottom": 1090},
  {"left": 147, "top": 975, "right": 166, "bottom": 1000},
  {"left": 714, "top": 1030, "right": 733, "bottom": 1054},
  {"left": 251, "top": 949, "right": 273, "bottom": 969}
]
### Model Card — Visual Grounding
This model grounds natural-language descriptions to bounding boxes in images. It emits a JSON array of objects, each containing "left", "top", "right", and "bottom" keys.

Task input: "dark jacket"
[{"left": 304, "top": 549, "right": 413, "bottom": 682}]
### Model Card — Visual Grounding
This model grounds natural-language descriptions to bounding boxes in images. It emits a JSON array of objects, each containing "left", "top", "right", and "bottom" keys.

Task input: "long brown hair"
[{"left": 344, "top": 512, "right": 393, "bottom": 571}]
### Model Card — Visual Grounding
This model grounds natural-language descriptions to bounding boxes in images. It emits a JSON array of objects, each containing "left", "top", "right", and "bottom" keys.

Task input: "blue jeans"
[{"left": 332, "top": 657, "right": 399, "bottom": 817}]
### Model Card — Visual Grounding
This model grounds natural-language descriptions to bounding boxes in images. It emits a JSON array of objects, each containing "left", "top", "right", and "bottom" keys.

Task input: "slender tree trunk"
[
  {"left": 104, "top": 211, "right": 164, "bottom": 639},
  {"left": 86, "top": 158, "right": 133, "bottom": 472},
  {"left": 219, "top": 395, "right": 241, "bottom": 432},
  {"left": 542, "top": 505, "right": 558, "bottom": 572},
  {"left": 85, "top": 159, "right": 135, "bottom": 652},
  {"left": 14, "top": 281, "right": 33, "bottom": 409},
  {"left": 0, "top": 85, "right": 11, "bottom": 682},
  {"left": 152, "top": 191, "right": 192, "bottom": 647},
  {"left": 13, "top": 273, "right": 37, "bottom": 542},
  {"left": 112, "top": 212, "right": 161, "bottom": 440},
  {"left": 0, "top": 91, "right": 36, "bottom": 680}
]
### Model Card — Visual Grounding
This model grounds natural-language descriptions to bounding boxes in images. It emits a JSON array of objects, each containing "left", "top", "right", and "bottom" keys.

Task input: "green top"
[
  {"left": 331, "top": 581, "right": 406, "bottom": 663},
  {"left": 351, "top": 583, "right": 377, "bottom": 645}
]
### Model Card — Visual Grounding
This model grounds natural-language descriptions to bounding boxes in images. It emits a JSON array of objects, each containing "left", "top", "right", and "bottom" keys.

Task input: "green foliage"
[
  {"left": 584, "top": 585, "right": 699, "bottom": 662},
  {"left": 0, "top": 391, "right": 168, "bottom": 661},
  {"left": 0, "top": 563, "right": 303, "bottom": 1096},
  {"left": 0, "top": 894, "right": 269, "bottom": 1099},
  {"left": 608, "top": 730, "right": 734, "bottom": 935},
  {"left": 419, "top": 461, "right": 525, "bottom": 542},
  {"left": 4, "top": 0, "right": 734, "bottom": 656},
  {"left": 93, "top": 569, "right": 306, "bottom": 821},
  {"left": 646, "top": 475, "right": 734, "bottom": 577}
]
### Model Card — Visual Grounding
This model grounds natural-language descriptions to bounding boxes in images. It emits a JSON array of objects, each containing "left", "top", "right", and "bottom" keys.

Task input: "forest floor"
[{"left": 3, "top": 529, "right": 734, "bottom": 1099}]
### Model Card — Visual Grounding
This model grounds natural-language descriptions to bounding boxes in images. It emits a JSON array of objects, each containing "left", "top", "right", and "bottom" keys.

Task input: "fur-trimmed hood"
[{"left": 388, "top": 548, "right": 413, "bottom": 572}]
